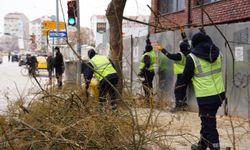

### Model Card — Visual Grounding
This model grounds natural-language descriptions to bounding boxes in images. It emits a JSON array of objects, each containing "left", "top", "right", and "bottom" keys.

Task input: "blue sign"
[{"left": 49, "top": 31, "right": 67, "bottom": 38}]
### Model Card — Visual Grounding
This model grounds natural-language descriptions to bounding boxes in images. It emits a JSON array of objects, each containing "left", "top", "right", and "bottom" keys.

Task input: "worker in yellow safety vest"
[
  {"left": 181, "top": 32, "right": 226, "bottom": 150},
  {"left": 83, "top": 49, "right": 119, "bottom": 113},
  {"left": 138, "top": 38, "right": 156, "bottom": 104},
  {"left": 161, "top": 41, "right": 191, "bottom": 112}
]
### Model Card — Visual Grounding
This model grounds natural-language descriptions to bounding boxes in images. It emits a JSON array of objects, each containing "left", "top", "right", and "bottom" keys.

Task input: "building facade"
[
  {"left": 150, "top": 0, "right": 250, "bottom": 32},
  {"left": 4, "top": 13, "right": 29, "bottom": 50},
  {"left": 90, "top": 15, "right": 109, "bottom": 49},
  {"left": 30, "top": 15, "right": 56, "bottom": 51},
  {"left": 90, "top": 15, "right": 149, "bottom": 53},
  {"left": 142, "top": 0, "right": 250, "bottom": 118}
]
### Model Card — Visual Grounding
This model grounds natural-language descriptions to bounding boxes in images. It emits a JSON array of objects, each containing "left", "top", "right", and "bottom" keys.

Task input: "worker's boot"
[
  {"left": 191, "top": 140, "right": 209, "bottom": 150},
  {"left": 170, "top": 102, "right": 187, "bottom": 113},
  {"left": 57, "top": 80, "right": 62, "bottom": 89},
  {"left": 191, "top": 144, "right": 202, "bottom": 150},
  {"left": 210, "top": 143, "right": 220, "bottom": 150},
  {"left": 49, "top": 77, "right": 52, "bottom": 84}
]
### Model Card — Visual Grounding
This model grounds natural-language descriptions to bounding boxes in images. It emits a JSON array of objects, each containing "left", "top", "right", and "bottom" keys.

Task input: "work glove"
[
  {"left": 161, "top": 48, "right": 169, "bottom": 55},
  {"left": 146, "top": 39, "right": 151, "bottom": 45},
  {"left": 138, "top": 71, "right": 144, "bottom": 77},
  {"left": 181, "top": 32, "right": 188, "bottom": 42},
  {"left": 138, "top": 71, "right": 145, "bottom": 81},
  {"left": 179, "top": 41, "right": 190, "bottom": 52}
]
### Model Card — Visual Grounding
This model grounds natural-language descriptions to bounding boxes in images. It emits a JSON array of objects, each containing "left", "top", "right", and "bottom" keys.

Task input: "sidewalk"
[{"left": 136, "top": 108, "right": 250, "bottom": 149}]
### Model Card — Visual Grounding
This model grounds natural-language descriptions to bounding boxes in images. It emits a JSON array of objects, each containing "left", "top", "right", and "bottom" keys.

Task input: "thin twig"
[{"left": 0, "top": 124, "right": 15, "bottom": 150}]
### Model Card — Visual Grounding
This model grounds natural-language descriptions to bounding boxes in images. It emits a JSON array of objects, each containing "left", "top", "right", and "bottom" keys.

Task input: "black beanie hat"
[
  {"left": 145, "top": 44, "right": 153, "bottom": 52},
  {"left": 55, "top": 46, "right": 60, "bottom": 51},
  {"left": 191, "top": 32, "right": 209, "bottom": 47},
  {"left": 179, "top": 41, "right": 190, "bottom": 52},
  {"left": 88, "top": 49, "right": 96, "bottom": 59}
]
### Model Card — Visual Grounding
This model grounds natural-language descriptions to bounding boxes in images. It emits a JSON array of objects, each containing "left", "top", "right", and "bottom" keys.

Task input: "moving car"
[{"left": 37, "top": 56, "right": 47, "bottom": 69}]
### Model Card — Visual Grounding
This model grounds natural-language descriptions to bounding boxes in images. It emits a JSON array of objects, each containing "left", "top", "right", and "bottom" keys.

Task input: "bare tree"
[
  {"left": 106, "top": 0, "right": 127, "bottom": 92},
  {"left": 68, "top": 27, "right": 94, "bottom": 45}
]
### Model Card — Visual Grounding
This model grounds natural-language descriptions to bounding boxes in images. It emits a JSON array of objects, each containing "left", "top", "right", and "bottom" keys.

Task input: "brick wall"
[{"left": 150, "top": 0, "right": 250, "bottom": 33}]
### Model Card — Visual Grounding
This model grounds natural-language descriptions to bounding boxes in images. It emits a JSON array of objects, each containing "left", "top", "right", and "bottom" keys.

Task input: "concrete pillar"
[{"left": 64, "top": 61, "right": 78, "bottom": 84}]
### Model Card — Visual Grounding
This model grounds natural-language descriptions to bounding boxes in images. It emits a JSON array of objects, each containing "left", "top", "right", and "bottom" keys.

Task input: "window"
[
  {"left": 196, "top": 0, "right": 220, "bottom": 5},
  {"left": 158, "top": 0, "right": 185, "bottom": 14}
]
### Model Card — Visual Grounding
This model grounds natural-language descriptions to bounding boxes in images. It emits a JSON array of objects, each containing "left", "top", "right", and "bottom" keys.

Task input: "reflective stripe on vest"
[
  {"left": 189, "top": 53, "right": 225, "bottom": 98},
  {"left": 139, "top": 50, "right": 156, "bottom": 71},
  {"left": 174, "top": 52, "right": 186, "bottom": 75},
  {"left": 90, "top": 55, "right": 117, "bottom": 81}
]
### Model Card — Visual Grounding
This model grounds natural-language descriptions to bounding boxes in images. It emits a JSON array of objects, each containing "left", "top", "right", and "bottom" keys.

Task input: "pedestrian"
[
  {"left": 138, "top": 37, "right": 156, "bottom": 104},
  {"left": 181, "top": 32, "right": 225, "bottom": 150},
  {"left": 161, "top": 40, "right": 191, "bottom": 112},
  {"left": 53, "top": 47, "right": 64, "bottom": 88},
  {"left": 46, "top": 52, "right": 54, "bottom": 84},
  {"left": 84, "top": 49, "right": 119, "bottom": 113},
  {"left": 26, "top": 54, "right": 38, "bottom": 76},
  {"left": 8, "top": 51, "right": 11, "bottom": 62}
]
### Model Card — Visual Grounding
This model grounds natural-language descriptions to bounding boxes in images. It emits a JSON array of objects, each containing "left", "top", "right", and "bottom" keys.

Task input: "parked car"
[
  {"left": 0, "top": 56, "right": 3, "bottom": 64},
  {"left": 37, "top": 56, "right": 47, "bottom": 69},
  {"left": 11, "top": 52, "right": 19, "bottom": 62}
]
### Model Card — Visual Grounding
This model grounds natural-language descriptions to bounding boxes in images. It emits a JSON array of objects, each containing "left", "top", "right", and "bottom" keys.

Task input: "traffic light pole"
[
  {"left": 76, "top": 0, "right": 81, "bottom": 86},
  {"left": 55, "top": 0, "right": 59, "bottom": 57}
]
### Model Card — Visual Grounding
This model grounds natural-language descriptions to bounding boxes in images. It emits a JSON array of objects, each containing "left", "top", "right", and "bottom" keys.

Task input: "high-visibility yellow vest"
[
  {"left": 189, "top": 53, "right": 225, "bottom": 98},
  {"left": 174, "top": 52, "right": 186, "bottom": 75},
  {"left": 89, "top": 55, "right": 117, "bottom": 81},
  {"left": 139, "top": 50, "right": 156, "bottom": 71},
  {"left": 158, "top": 52, "right": 168, "bottom": 71}
]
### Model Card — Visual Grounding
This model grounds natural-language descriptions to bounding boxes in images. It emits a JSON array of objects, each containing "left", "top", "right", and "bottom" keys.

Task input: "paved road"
[{"left": 0, "top": 56, "right": 48, "bottom": 113}]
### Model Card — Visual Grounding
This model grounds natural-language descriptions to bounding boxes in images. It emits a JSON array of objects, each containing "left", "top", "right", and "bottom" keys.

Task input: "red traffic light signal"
[{"left": 67, "top": 1, "right": 77, "bottom": 26}]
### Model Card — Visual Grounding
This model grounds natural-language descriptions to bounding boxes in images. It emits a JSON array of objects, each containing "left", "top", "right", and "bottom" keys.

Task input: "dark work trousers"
[
  {"left": 174, "top": 74, "right": 187, "bottom": 106},
  {"left": 99, "top": 73, "right": 119, "bottom": 109},
  {"left": 198, "top": 102, "right": 221, "bottom": 150},
  {"left": 55, "top": 71, "right": 63, "bottom": 87},
  {"left": 142, "top": 70, "right": 155, "bottom": 102}
]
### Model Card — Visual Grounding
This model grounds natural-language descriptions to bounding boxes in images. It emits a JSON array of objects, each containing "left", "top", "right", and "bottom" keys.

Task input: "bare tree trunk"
[{"left": 106, "top": 0, "right": 127, "bottom": 93}]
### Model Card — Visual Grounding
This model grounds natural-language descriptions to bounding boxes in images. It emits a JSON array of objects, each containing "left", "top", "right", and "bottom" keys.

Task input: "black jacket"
[
  {"left": 54, "top": 52, "right": 64, "bottom": 74},
  {"left": 26, "top": 56, "right": 38, "bottom": 68},
  {"left": 181, "top": 34, "right": 225, "bottom": 105},
  {"left": 165, "top": 52, "right": 182, "bottom": 61},
  {"left": 46, "top": 56, "right": 54, "bottom": 71}
]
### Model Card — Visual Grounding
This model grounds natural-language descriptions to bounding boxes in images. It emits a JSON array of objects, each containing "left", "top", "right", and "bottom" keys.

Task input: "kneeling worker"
[{"left": 84, "top": 49, "right": 119, "bottom": 113}]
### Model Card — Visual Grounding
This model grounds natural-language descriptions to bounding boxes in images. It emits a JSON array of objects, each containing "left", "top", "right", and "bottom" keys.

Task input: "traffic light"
[
  {"left": 67, "top": 1, "right": 77, "bottom": 26},
  {"left": 30, "top": 34, "right": 36, "bottom": 43}
]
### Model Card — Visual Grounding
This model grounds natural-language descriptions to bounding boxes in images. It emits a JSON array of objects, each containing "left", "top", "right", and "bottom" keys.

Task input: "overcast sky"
[{"left": 0, "top": 0, "right": 151, "bottom": 34}]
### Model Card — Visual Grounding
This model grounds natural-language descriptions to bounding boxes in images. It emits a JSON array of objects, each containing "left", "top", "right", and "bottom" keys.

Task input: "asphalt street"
[{"left": 0, "top": 56, "right": 48, "bottom": 113}]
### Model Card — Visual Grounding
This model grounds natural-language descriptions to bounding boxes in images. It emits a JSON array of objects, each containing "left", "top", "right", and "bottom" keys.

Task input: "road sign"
[
  {"left": 42, "top": 30, "right": 49, "bottom": 36},
  {"left": 49, "top": 31, "right": 67, "bottom": 38},
  {"left": 42, "top": 21, "right": 65, "bottom": 30}
]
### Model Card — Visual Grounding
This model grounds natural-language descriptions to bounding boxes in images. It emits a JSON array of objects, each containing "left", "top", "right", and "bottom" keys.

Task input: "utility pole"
[
  {"left": 130, "top": 35, "right": 133, "bottom": 91},
  {"left": 76, "top": 0, "right": 81, "bottom": 86},
  {"left": 55, "top": 0, "right": 59, "bottom": 57}
]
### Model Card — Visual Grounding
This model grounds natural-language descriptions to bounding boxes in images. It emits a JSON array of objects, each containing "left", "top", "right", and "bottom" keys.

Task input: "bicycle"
[{"left": 20, "top": 65, "right": 39, "bottom": 76}]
